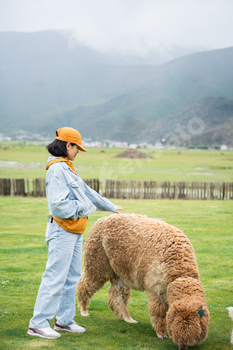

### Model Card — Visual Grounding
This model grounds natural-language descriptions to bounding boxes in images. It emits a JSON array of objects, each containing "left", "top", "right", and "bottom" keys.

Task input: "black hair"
[{"left": 46, "top": 131, "right": 76, "bottom": 157}]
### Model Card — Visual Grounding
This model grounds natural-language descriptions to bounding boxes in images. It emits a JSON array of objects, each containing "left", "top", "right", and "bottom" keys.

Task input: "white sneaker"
[
  {"left": 54, "top": 319, "right": 86, "bottom": 333},
  {"left": 27, "top": 327, "right": 61, "bottom": 339}
]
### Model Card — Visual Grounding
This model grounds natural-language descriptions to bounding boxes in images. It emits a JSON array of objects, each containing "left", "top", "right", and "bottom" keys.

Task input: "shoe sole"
[
  {"left": 27, "top": 330, "right": 60, "bottom": 339},
  {"left": 54, "top": 326, "right": 85, "bottom": 333}
]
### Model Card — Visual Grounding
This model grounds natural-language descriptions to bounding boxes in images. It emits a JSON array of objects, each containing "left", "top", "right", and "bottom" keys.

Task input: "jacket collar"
[{"left": 46, "top": 155, "right": 77, "bottom": 174}]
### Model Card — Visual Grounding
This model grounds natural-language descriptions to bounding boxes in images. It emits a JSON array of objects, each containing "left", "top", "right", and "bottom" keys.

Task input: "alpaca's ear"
[
  {"left": 173, "top": 304, "right": 178, "bottom": 314},
  {"left": 197, "top": 305, "right": 205, "bottom": 317}
]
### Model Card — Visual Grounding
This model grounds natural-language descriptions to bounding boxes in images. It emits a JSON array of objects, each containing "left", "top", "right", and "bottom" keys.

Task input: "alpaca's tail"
[{"left": 227, "top": 307, "right": 233, "bottom": 320}]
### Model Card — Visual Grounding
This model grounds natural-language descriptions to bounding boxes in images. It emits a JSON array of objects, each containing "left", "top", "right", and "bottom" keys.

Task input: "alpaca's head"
[{"left": 166, "top": 277, "right": 209, "bottom": 350}]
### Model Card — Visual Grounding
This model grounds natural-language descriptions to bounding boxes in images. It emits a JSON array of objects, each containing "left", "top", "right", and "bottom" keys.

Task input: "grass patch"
[
  {"left": 0, "top": 142, "right": 233, "bottom": 182},
  {"left": 0, "top": 197, "right": 233, "bottom": 349}
]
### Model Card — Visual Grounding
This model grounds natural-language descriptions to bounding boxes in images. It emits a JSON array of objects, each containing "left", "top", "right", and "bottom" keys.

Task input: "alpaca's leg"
[
  {"left": 108, "top": 276, "right": 137, "bottom": 323},
  {"left": 77, "top": 233, "right": 113, "bottom": 317},
  {"left": 77, "top": 272, "right": 107, "bottom": 316},
  {"left": 146, "top": 290, "right": 168, "bottom": 339}
]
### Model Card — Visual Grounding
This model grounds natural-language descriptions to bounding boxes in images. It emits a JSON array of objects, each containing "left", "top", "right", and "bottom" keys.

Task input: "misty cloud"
[{"left": 0, "top": 0, "right": 233, "bottom": 55}]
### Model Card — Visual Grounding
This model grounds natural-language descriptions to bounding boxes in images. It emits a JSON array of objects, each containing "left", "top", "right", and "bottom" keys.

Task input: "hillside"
[
  {"left": 146, "top": 97, "right": 233, "bottom": 147},
  {"left": 0, "top": 31, "right": 233, "bottom": 144},
  {"left": 48, "top": 97, "right": 233, "bottom": 146}
]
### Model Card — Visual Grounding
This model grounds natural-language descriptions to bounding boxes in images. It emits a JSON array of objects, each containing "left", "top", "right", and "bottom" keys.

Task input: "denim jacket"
[{"left": 46, "top": 155, "right": 117, "bottom": 219}]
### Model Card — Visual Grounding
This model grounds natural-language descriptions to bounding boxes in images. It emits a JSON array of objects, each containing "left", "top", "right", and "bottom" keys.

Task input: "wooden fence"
[
  {"left": 0, "top": 178, "right": 99, "bottom": 197},
  {"left": 104, "top": 180, "right": 233, "bottom": 200},
  {"left": 0, "top": 178, "right": 232, "bottom": 200}
]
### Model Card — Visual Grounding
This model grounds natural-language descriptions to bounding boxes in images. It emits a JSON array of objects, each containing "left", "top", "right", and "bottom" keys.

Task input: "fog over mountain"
[
  {"left": 0, "top": 30, "right": 197, "bottom": 67},
  {"left": 0, "top": 30, "right": 233, "bottom": 146}
]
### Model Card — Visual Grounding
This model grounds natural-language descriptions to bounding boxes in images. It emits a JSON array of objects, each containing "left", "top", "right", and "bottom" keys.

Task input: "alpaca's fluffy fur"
[
  {"left": 227, "top": 307, "right": 233, "bottom": 344},
  {"left": 77, "top": 214, "right": 209, "bottom": 350}
]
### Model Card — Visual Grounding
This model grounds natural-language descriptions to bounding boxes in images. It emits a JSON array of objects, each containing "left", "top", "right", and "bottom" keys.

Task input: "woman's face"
[{"left": 66, "top": 142, "right": 79, "bottom": 161}]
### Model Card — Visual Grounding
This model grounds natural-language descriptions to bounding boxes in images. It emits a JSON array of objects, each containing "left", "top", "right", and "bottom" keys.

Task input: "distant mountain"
[
  {"left": 146, "top": 97, "right": 233, "bottom": 147},
  {"left": 0, "top": 31, "right": 233, "bottom": 145},
  {"left": 32, "top": 97, "right": 233, "bottom": 146}
]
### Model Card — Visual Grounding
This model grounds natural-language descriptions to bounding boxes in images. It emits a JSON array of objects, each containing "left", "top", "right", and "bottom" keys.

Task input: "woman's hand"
[{"left": 115, "top": 206, "right": 124, "bottom": 214}]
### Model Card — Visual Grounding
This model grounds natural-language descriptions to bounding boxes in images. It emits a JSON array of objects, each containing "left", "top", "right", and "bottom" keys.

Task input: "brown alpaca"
[{"left": 77, "top": 214, "right": 209, "bottom": 350}]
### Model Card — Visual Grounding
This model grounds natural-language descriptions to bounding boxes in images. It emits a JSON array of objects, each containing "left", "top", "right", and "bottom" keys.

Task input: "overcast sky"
[{"left": 0, "top": 0, "right": 233, "bottom": 55}]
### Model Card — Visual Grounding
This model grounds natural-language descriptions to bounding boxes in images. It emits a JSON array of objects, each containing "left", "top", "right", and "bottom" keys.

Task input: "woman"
[{"left": 28, "top": 127, "right": 123, "bottom": 339}]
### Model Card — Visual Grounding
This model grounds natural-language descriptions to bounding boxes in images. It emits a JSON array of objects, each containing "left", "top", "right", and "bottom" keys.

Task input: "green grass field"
[
  {"left": 0, "top": 142, "right": 233, "bottom": 182},
  {"left": 0, "top": 198, "right": 233, "bottom": 350}
]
